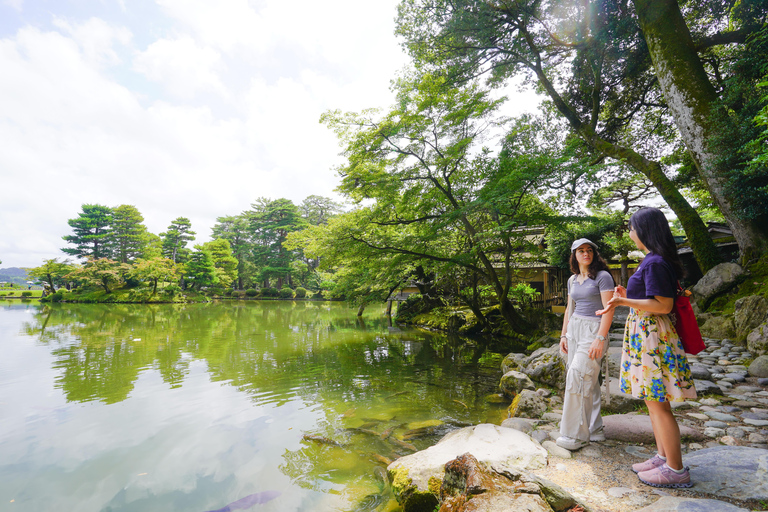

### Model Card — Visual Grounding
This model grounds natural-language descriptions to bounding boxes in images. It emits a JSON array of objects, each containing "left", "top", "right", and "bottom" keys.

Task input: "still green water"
[{"left": 0, "top": 300, "right": 515, "bottom": 512}]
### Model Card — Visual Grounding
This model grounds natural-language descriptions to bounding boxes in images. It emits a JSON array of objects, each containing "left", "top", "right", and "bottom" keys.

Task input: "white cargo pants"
[{"left": 560, "top": 314, "right": 607, "bottom": 442}]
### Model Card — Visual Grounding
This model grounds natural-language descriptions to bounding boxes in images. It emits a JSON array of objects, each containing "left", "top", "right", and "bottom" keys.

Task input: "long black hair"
[
  {"left": 629, "top": 207, "right": 685, "bottom": 277},
  {"left": 569, "top": 244, "right": 610, "bottom": 280}
]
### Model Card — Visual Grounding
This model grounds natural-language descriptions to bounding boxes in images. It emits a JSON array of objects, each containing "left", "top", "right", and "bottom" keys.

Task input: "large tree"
[
  {"left": 160, "top": 217, "right": 196, "bottom": 264},
  {"left": 248, "top": 198, "right": 307, "bottom": 288},
  {"left": 299, "top": 195, "right": 344, "bottom": 226},
  {"left": 633, "top": 0, "right": 768, "bottom": 260},
  {"left": 110, "top": 205, "right": 150, "bottom": 264},
  {"left": 211, "top": 214, "right": 252, "bottom": 290},
  {"left": 201, "top": 239, "right": 239, "bottom": 290},
  {"left": 62, "top": 204, "right": 113, "bottom": 260},
  {"left": 395, "top": 0, "right": 768, "bottom": 268},
  {"left": 320, "top": 74, "right": 572, "bottom": 333}
]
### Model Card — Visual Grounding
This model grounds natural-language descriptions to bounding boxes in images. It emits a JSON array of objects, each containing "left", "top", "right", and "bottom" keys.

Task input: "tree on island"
[
  {"left": 62, "top": 204, "right": 114, "bottom": 260},
  {"left": 160, "top": 217, "right": 196, "bottom": 264},
  {"left": 248, "top": 198, "right": 307, "bottom": 289},
  {"left": 67, "top": 258, "right": 130, "bottom": 294},
  {"left": 201, "top": 239, "right": 238, "bottom": 291},
  {"left": 183, "top": 249, "right": 217, "bottom": 291},
  {"left": 110, "top": 205, "right": 151, "bottom": 264},
  {"left": 27, "top": 258, "right": 74, "bottom": 292},
  {"left": 128, "top": 257, "right": 178, "bottom": 295}
]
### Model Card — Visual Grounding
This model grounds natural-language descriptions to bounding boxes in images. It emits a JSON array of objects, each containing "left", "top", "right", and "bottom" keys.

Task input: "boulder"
[
  {"left": 501, "top": 344, "right": 566, "bottom": 390},
  {"left": 734, "top": 295, "right": 768, "bottom": 340},
  {"left": 691, "top": 262, "right": 745, "bottom": 310},
  {"left": 684, "top": 446, "right": 768, "bottom": 501},
  {"left": 437, "top": 453, "right": 587, "bottom": 512},
  {"left": 499, "top": 370, "right": 536, "bottom": 399},
  {"left": 747, "top": 323, "right": 768, "bottom": 356},
  {"left": 508, "top": 390, "right": 547, "bottom": 419},
  {"left": 699, "top": 315, "right": 737, "bottom": 340},
  {"left": 749, "top": 355, "right": 768, "bottom": 378},
  {"left": 522, "top": 344, "right": 566, "bottom": 390},
  {"left": 501, "top": 352, "right": 527, "bottom": 374},
  {"left": 602, "top": 414, "right": 704, "bottom": 443},
  {"left": 500, "top": 418, "right": 536, "bottom": 434},
  {"left": 387, "top": 424, "right": 547, "bottom": 511}
]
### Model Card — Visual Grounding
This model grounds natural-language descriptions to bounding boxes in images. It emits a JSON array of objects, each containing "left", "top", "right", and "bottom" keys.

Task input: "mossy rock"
[{"left": 699, "top": 315, "right": 737, "bottom": 340}]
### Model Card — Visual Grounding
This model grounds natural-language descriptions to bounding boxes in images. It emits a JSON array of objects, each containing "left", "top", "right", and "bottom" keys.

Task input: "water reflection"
[{"left": 2, "top": 301, "right": 517, "bottom": 512}]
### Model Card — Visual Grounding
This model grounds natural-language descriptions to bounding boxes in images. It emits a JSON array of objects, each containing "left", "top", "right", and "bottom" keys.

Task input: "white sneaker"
[
  {"left": 556, "top": 436, "right": 588, "bottom": 451},
  {"left": 590, "top": 427, "right": 606, "bottom": 442}
]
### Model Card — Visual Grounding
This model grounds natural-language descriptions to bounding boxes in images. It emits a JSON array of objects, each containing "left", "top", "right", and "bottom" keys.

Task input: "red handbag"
[{"left": 671, "top": 282, "right": 705, "bottom": 355}]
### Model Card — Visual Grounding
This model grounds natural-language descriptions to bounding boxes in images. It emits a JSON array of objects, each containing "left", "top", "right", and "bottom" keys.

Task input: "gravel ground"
[{"left": 534, "top": 440, "right": 765, "bottom": 512}]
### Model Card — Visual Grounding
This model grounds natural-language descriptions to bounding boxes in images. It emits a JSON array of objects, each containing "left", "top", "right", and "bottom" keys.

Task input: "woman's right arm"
[{"left": 560, "top": 295, "right": 571, "bottom": 354}]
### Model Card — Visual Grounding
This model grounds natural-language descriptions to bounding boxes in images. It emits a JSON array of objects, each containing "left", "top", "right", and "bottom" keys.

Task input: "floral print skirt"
[{"left": 620, "top": 308, "right": 697, "bottom": 402}]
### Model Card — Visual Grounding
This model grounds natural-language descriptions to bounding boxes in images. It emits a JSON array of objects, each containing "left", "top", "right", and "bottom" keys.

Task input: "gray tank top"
[{"left": 569, "top": 270, "right": 614, "bottom": 319}]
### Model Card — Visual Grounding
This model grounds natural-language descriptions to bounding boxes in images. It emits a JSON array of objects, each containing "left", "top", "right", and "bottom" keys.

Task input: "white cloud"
[
  {"left": 155, "top": 0, "right": 268, "bottom": 54},
  {"left": 52, "top": 17, "right": 132, "bottom": 68},
  {"left": 0, "top": 0, "right": 537, "bottom": 269},
  {"left": 133, "top": 36, "right": 228, "bottom": 99},
  {"left": 3, "top": 0, "right": 23, "bottom": 11}
]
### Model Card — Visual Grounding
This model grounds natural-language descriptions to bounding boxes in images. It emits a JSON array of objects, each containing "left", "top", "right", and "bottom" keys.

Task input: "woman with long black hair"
[{"left": 598, "top": 207, "right": 696, "bottom": 488}]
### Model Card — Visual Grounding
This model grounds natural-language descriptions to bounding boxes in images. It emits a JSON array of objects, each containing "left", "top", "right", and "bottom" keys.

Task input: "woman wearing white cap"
[{"left": 556, "top": 238, "right": 615, "bottom": 451}]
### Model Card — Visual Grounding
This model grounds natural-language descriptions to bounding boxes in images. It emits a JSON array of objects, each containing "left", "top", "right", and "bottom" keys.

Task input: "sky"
[{"left": 0, "top": 0, "right": 538, "bottom": 269}]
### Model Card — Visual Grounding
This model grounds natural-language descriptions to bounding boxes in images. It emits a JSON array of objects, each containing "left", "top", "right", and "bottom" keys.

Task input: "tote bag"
[{"left": 671, "top": 282, "right": 705, "bottom": 355}]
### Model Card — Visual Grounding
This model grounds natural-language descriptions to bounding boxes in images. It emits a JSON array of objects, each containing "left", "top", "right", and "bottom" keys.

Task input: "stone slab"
[
  {"left": 684, "top": 446, "right": 768, "bottom": 500},
  {"left": 603, "top": 414, "right": 703, "bottom": 444}
]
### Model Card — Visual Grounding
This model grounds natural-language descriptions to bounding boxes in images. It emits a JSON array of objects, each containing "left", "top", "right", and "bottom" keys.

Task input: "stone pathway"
[
  {"left": 515, "top": 323, "right": 768, "bottom": 511},
  {"left": 492, "top": 309, "right": 768, "bottom": 511}
]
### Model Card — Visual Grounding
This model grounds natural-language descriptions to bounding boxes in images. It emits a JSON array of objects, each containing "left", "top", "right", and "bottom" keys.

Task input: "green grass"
[{"left": 0, "top": 289, "right": 43, "bottom": 298}]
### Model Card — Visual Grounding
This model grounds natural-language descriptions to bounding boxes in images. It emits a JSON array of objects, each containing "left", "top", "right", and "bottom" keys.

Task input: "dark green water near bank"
[{"left": 0, "top": 300, "right": 516, "bottom": 512}]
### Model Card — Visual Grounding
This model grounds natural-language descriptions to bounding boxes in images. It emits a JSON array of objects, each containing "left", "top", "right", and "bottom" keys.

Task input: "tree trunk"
[
  {"left": 633, "top": 0, "right": 768, "bottom": 261},
  {"left": 532, "top": 60, "right": 722, "bottom": 272},
  {"left": 620, "top": 260, "right": 629, "bottom": 288},
  {"left": 357, "top": 303, "right": 365, "bottom": 317},
  {"left": 583, "top": 126, "right": 722, "bottom": 272}
]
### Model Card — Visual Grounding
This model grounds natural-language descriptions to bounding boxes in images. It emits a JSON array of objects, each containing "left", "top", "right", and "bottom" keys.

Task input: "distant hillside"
[{"left": 0, "top": 267, "right": 30, "bottom": 286}]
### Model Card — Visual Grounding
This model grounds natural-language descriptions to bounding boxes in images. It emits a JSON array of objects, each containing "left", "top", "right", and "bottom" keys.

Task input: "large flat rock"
[
  {"left": 684, "top": 446, "right": 768, "bottom": 501},
  {"left": 603, "top": 414, "right": 704, "bottom": 443},
  {"left": 387, "top": 424, "right": 547, "bottom": 510}
]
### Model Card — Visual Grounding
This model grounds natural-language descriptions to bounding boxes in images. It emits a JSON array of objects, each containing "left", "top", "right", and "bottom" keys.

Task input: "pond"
[{"left": 0, "top": 300, "right": 518, "bottom": 512}]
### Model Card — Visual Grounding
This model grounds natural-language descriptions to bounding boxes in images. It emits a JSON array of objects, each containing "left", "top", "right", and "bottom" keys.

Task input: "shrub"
[
  {"left": 279, "top": 287, "right": 294, "bottom": 299},
  {"left": 163, "top": 284, "right": 182, "bottom": 295},
  {"left": 294, "top": 287, "right": 307, "bottom": 298},
  {"left": 50, "top": 290, "right": 66, "bottom": 302},
  {"left": 314, "top": 290, "right": 324, "bottom": 299},
  {"left": 7, "top": 291, "right": 14, "bottom": 296},
  {"left": 245, "top": 289, "right": 259, "bottom": 297},
  {"left": 224, "top": 289, "right": 234, "bottom": 296},
  {"left": 21, "top": 291, "right": 32, "bottom": 297},
  {"left": 261, "top": 287, "right": 279, "bottom": 297},
  {"left": 233, "top": 290, "right": 246, "bottom": 298}
]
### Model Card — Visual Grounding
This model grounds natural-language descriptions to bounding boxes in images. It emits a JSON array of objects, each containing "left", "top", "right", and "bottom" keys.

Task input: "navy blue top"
[{"left": 626, "top": 252, "right": 677, "bottom": 299}]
